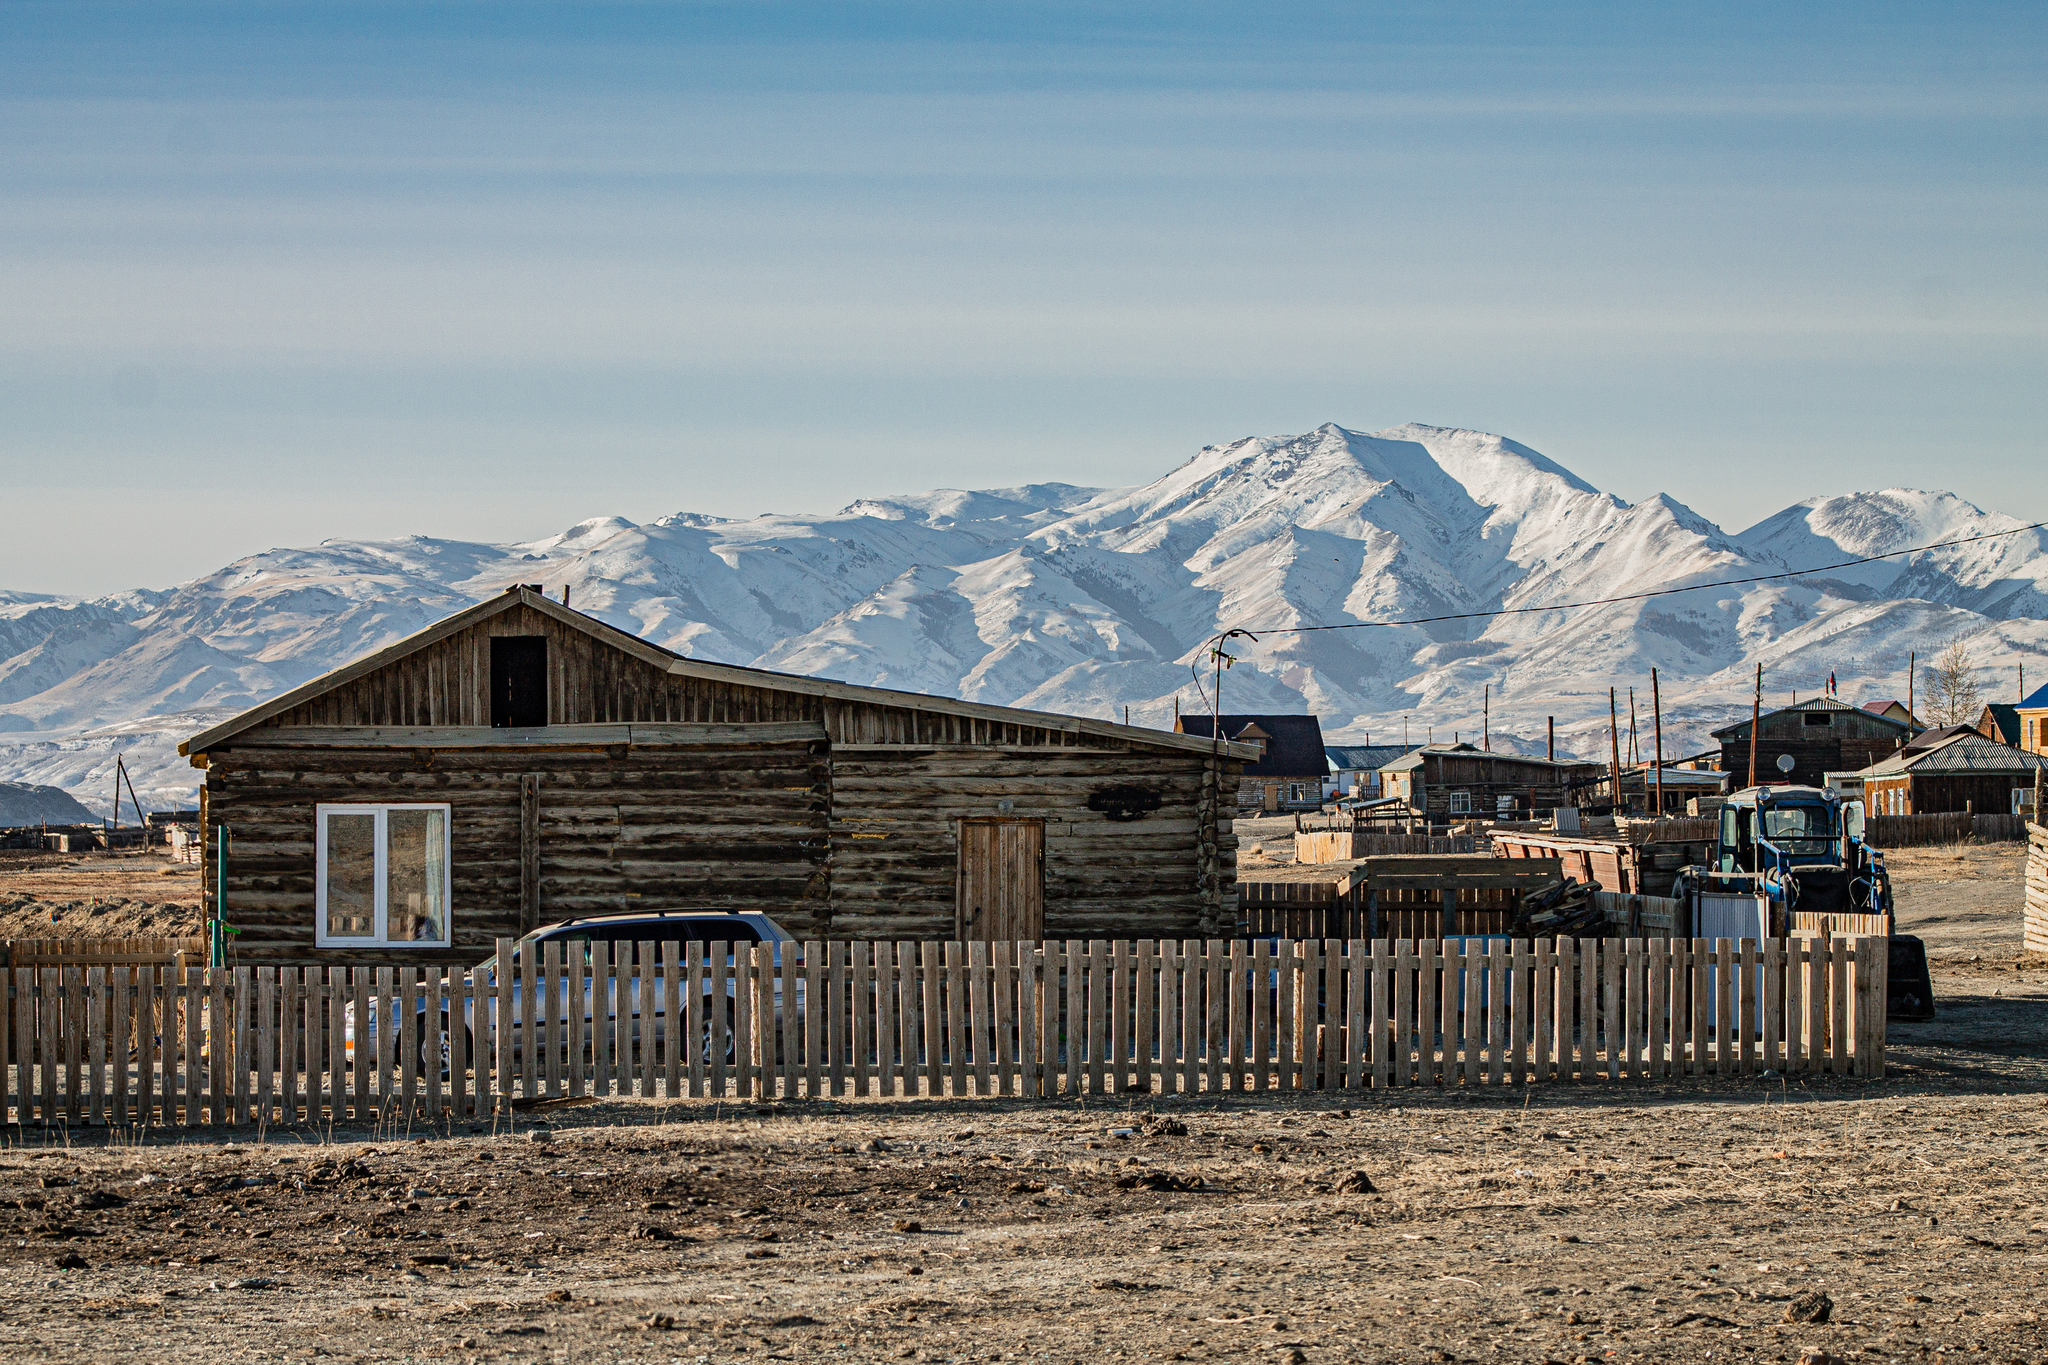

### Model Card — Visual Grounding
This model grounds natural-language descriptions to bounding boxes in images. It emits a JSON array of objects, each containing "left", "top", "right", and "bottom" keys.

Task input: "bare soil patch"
[
  {"left": 4, "top": 1079, "right": 2043, "bottom": 1365},
  {"left": 0, "top": 852, "right": 204, "bottom": 939}
]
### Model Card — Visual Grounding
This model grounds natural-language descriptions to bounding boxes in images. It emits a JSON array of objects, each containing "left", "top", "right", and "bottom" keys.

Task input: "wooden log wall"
[
  {"left": 828, "top": 746, "right": 1230, "bottom": 940},
  {"left": 203, "top": 739, "right": 830, "bottom": 966}
]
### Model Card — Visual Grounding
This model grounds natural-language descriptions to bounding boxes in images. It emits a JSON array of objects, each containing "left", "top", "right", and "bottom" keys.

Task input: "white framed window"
[
  {"left": 316, "top": 804, "right": 451, "bottom": 948},
  {"left": 1448, "top": 791, "right": 1472, "bottom": 815}
]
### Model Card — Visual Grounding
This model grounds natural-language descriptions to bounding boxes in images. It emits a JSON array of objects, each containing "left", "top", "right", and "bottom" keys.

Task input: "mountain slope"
[{"left": 4, "top": 423, "right": 2041, "bottom": 814}]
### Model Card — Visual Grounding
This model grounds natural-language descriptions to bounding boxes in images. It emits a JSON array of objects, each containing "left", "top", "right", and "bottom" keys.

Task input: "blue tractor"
[{"left": 1677, "top": 783, "right": 1891, "bottom": 927}]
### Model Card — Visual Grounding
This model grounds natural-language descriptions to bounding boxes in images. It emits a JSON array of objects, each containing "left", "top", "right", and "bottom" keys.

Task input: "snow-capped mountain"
[{"left": 5, "top": 423, "right": 2043, "bottom": 816}]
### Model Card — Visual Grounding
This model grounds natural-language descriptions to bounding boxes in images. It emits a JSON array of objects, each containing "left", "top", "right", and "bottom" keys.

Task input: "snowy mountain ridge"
[{"left": 5, "top": 422, "right": 2042, "bottom": 815}]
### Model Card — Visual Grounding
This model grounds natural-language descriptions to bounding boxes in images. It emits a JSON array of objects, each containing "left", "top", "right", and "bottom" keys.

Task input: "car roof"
[{"left": 534, "top": 910, "right": 772, "bottom": 931}]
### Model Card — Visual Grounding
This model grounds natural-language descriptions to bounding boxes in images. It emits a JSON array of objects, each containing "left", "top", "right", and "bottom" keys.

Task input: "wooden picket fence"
[{"left": 0, "top": 935, "right": 1887, "bottom": 1126}]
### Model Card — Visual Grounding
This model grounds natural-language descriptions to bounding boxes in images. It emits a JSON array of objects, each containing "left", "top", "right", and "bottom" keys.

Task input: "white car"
[{"left": 346, "top": 910, "right": 796, "bottom": 1075}]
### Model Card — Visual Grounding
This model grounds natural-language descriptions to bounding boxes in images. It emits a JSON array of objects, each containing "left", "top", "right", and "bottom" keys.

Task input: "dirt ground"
[
  {"left": 0, "top": 840, "right": 2041, "bottom": 1363},
  {"left": 0, "top": 851, "right": 204, "bottom": 940}
]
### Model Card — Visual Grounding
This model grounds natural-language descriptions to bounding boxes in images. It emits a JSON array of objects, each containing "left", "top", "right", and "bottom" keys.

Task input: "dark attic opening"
[{"left": 490, "top": 635, "right": 548, "bottom": 727}]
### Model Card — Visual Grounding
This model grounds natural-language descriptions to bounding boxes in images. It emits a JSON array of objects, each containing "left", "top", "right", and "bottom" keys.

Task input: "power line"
[{"left": 1236, "top": 518, "right": 2048, "bottom": 637}]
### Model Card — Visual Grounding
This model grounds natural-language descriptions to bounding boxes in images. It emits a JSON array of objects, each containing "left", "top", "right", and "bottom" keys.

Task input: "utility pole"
[
  {"left": 1628, "top": 686, "right": 1640, "bottom": 768},
  {"left": 1747, "top": 662, "right": 1763, "bottom": 789},
  {"left": 1651, "top": 668, "right": 1665, "bottom": 818},
  {"left": 1608, "top": 687, "right": 1623, "bottom": 809},
  {"left": 1483, "top": 685, "right": 1490, "bottom": 751},
  {"left": 1547, "top": 716, "right": 1555, "bottom": 762},
  {"left": 1907, "top": 651, "right": 1916, "bottom": 735}
]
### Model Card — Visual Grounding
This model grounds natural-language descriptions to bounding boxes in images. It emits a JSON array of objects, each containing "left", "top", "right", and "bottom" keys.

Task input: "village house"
[
  {"left": 179, "top": 587, "right": 1255, "bottom": 967},
  {"left": 1172, "top": 714, "right": 1327, "bottom": 812},
  {"left": 2016, "top": 683, "right": 2048, "bottom": 754},
  {"left": 1711, "top": 697, "right": 1910, "bottom": 788},
  {"left": 1323, "top": 744, "right": 1418, "bottom": 802},
  {"left": 1861, "top": 698, "right": 1918, "bottom": 730},
  {"left": 1857, "top": 728, "right": 2048, "bottom": 816},
  {"left": 1976, "top": 702, "right": 2021, "bottom": 747},
  {"left": 1378, "top": 743, "right": 1602, "bottom": 821}
]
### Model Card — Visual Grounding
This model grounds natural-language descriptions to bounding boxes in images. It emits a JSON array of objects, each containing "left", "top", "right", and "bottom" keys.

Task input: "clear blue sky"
[{"left": 5, "top": 2, "right": 2043, "bottom": 596}]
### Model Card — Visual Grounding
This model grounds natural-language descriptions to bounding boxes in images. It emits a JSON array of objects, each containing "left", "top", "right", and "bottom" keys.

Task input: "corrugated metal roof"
[
  {"left": 1325, "top": 744, "right": 1418, "bottom": 771},
  {"left": 1859, "top": 731, "right": 2048, "bottom": 776}
]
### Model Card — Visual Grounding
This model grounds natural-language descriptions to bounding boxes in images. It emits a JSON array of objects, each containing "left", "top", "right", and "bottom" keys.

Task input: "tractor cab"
[{"left": 1695, "top": 784, "right": 1890, "bottom": 921}]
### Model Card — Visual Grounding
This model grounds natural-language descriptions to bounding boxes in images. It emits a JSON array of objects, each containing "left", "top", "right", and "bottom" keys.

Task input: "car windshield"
[{"left": 1760, "top": 804, "right": 1837, "bottom": 849}]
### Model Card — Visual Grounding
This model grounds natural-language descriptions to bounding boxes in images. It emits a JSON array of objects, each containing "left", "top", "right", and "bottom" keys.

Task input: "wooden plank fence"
[
  {"left": 2027, "top": 821, "right": 2048, "bottom": 956},
  {"left": 1869, "top": 811, "right": 2026, "bottom": 847},
  {"left": 1296, "top": 831, "right": 1477, "bottom": 861},
  {"left": 0, "top": 935, "right": 1887, "bottom": 1125}
]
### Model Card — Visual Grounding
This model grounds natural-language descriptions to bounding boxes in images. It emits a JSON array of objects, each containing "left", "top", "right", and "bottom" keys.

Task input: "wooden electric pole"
[
  {"left": 1907, "top": 651, "right": 1916, "bottom": 735},
  {"left": 1628, "top": 686, "right": 1640, "bottom": 767},
  {"left": 1483, "top": 685, "right": 1490, "bottom": 751},
  {"left": 1547, "top": 716, "right": 1555, "bottom": 762},
  {"left": 1747, "top": 662, "right": 1763, "bottom": 789},
  {"left": 1651, "top": 668, "right": 1665, "bottom": 818},
  {"left": 1608, "top": 688, "right": 1623, "bottom": 808}
]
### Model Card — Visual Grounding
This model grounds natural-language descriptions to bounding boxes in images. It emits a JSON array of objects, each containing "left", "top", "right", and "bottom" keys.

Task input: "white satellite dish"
[{"left": 1775, "top": 753, "right": 1796, "bottom": 774}]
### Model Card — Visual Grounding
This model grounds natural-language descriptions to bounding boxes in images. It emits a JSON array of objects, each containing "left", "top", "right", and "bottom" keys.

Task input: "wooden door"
[{"left": 956, "top": 819, "right": 1044, "bottom": 942}]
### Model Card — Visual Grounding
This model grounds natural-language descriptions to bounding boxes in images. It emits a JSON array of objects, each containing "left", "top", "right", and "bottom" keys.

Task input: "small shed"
[
  {"left": 1712, "top": 697, "right": 1909, "bottom": 787},
  {"left": 1174, "top": 714, "right": 1328, "bottom": 811},
  {"left": 180, "top": 587, "right": 1256, "bottom": 966},
  {"left": 1857, "top": 730, "right": 2048, "bottom": 816},
  {"left": 1379, "top": 744, "right": 1602, "bottom": 820}
]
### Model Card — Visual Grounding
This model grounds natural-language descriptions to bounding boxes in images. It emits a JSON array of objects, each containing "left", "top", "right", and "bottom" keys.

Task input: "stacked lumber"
[
  {"left": 2027, "top": 821, "right": 2048, "bottom": 956},
  {"left": 1512, "top": 879, "right": 1605, "bottom": 938}
]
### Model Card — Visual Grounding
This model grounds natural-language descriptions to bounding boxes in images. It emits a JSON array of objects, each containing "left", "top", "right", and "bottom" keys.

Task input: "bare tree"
[{"left": 1926, "top": 636, "right": 1983, "bottom": 726}]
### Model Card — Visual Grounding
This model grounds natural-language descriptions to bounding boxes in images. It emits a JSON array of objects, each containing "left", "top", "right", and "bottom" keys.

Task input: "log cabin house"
[
  {"left": 1172, "top": 714, "right": 1328, "bottom": 811},
  {"left": 1711, "top": 697, "right": 1909, "bottom": 787},
  {"left": 1378, "top": 744, "right": 1602, "bottom": 821},
  {"left": 179, "top": 587, "right": 1256, "bottom": 967},
  {"left": 1857, "top": 728, "right": 2048, "bottom": 816}
]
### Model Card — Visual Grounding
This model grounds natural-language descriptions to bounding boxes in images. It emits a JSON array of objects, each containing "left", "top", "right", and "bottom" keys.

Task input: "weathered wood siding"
[
  {"left": 271, "top": 604, "right": 824, "bottom": 728},
  {"left": 827, "top": 745, "right": 1237, "bottom": 940},
  {"left": 204, "top": 738, "right": 830, "bottom": 966}
]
